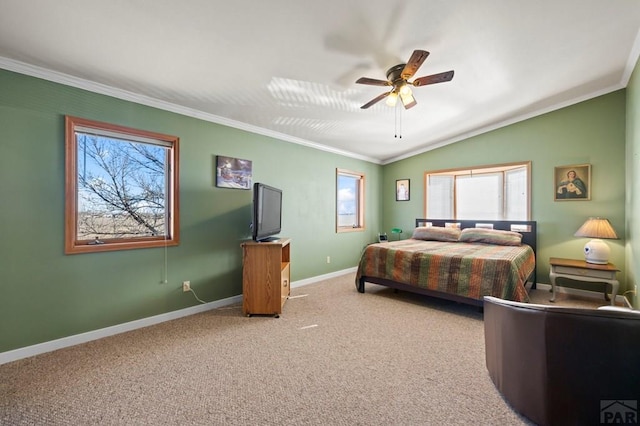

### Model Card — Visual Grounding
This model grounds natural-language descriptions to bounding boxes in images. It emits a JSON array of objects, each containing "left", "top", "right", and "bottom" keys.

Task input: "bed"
[{"left": 355, "top": 219, "right": 537, "bottom": 307}]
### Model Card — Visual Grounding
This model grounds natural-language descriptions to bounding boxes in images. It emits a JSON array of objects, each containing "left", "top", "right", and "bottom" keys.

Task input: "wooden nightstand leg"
[
  {"left": 549, "top": 272, "right": 557, "bottom": 302},
  {"left": 609, "top": 280, "right": 619, "bottom": 306}
]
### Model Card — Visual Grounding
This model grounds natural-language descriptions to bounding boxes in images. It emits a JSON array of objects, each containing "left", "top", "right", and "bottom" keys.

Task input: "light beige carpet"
[{"left": 0, "top": 273, "right": 607, "bottom": 425}]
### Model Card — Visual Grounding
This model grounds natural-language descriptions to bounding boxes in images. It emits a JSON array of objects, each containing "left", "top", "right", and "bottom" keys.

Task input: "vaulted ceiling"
[{"left": 1, "top": 0, "right": 639, "bottom": 163}]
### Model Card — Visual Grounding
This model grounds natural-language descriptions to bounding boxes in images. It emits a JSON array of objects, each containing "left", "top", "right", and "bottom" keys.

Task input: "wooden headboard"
[{"left": 415, "top": 219, "right": 537, "bottom": 286}]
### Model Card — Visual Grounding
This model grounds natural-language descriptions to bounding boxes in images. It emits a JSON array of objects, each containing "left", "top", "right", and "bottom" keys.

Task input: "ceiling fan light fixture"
[
  {"left": 399, "top": 84, "right": 412, "bottom": 96},
  {"left": 386, "top": 92, "right": 398, "bottom": 107},
  {"left": 400, "top": 91, "right": 416, "bottom": 109}
]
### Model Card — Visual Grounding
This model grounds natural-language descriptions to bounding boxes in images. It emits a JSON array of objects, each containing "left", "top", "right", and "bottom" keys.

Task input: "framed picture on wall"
[
  {"left": 554, "top": 164, "right": 591, "bottom": 201},
  {"left": 396, "top": 179, "right": 410, "bottom": 201},
  {"left": 215, "top": 155, "right": 253, "bottom": 189}
]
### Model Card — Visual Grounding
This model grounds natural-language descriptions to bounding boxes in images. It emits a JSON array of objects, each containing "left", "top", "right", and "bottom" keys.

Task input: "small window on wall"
[
  {"left": 336, "top": 168, "right": 365, "bottom": 232},
  {"left": 424, "top": 162, "right": 530, "bottom": 220},
  {"left": 65, "top": 116, "right": 179, "bottom": 254}
]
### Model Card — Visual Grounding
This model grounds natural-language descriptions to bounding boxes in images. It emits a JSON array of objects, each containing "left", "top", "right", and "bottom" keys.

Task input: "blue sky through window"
[{"left": 337, "top": 174, "right": 358, "bottom": 227}]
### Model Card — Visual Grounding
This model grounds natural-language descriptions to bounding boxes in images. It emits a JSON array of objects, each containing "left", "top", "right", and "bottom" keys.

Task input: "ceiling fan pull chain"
[
  {"left": 394, "top": 103, "right": 398, "bottom": 138},
  {"left": 394, "top": 104, "right": 402, "bottom": 139}
]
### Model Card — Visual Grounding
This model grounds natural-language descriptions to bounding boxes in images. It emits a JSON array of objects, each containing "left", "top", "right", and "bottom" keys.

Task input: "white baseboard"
[
  {"left": 291, "top": 267, "right": 357, "bottom": 289},
  {"left": 0, "top": 268, "right": 357, "bottom": 366},
  {"left": 533, "top": 283, "right": 628, "bottom": 306},
  {"left": 0, "top": 294, "right": 239, "bottom": 366}
]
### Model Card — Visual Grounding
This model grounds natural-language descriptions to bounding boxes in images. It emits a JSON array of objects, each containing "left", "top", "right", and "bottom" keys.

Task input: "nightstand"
[{"left": 549, "top": 257, "right": 619, "bottom": 305}]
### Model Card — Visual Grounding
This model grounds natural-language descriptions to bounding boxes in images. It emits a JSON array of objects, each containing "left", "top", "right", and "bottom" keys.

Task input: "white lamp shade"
[
  {"left": 574, "top": 217, "right": 618, "bottom": 239},
  {"left": 583, "top": 238, "right": 611, "bottom": 264}
]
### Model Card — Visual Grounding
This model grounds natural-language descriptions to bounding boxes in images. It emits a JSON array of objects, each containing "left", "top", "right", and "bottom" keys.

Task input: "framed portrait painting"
[
  {"left": 396, "top": 179, "right": 410, "bottom": 201},
  {"left": 554, "top": 164, "right": 591, "bottom": 201}
]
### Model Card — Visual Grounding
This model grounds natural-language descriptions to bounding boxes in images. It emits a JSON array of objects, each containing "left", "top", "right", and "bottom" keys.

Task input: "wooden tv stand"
[{"left": 241, "top": 238, "right": 291, "bottom": 317}]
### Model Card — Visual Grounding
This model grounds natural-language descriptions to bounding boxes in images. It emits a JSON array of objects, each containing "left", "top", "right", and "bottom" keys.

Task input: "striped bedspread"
[{"left": 356, "top": 239, "right": 535, "bottom": 302}]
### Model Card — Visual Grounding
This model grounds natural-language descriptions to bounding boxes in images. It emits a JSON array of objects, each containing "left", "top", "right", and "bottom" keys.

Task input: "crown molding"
[
  {"left": 382, "top": 83, "right": 624, "bottom": 165},
  {"left": 0, "top": 57, "right": 381, "bottom": 165}
]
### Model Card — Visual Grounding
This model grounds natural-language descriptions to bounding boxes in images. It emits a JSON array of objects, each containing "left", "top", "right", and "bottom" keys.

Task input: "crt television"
[{"left": 252, "top": 183, "right": 283, "bottom": 242}]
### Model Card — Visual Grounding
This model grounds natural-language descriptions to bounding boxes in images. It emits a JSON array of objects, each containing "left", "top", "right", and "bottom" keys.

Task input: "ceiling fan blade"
[
  {"left": 400, "top": 91, "right": 417, "bottom": 109},
  {"left": 356, "top": 77, "right": 392, "bottom": 86},
  {"left": 412, "top": 70, "right": 455, "bottom": 87},
  {"left": 401, "top": 50, "right": 430, "bottom": 80},
  {"left": 360, "top": 92, "right": 391, "bottom": 109}
]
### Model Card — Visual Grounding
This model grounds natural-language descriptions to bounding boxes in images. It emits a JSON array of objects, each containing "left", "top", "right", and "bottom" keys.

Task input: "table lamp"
[{"left": 574, "top": 217, "right": 618, "bottom": 264}]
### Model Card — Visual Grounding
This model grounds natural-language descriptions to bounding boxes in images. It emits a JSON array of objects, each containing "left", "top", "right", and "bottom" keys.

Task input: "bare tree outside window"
[
  {"left": 65, "top": 116, "right": 179, "bottom": 254},
  {"left": 77, "top": 134, "right": 166, "bottom": 238}
]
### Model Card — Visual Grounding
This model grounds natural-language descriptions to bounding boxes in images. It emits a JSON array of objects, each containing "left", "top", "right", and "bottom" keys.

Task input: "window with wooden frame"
[
  {"left": 424, "top": 162, "right": 531, "bottom": 221},
  {"left": 336, "top": 168, "right": 365, "bottom": 232},
  {"left": 65, "top": 116, "right": 179, "bottom": 254}
]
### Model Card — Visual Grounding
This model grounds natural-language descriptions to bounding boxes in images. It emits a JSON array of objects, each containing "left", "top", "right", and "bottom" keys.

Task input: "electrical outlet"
[
  {"left": 326, "top": 256, "right": 331, "bottom": 264},
  {"left": 182, "top": 281, "right": 191, "bottom": 292}
]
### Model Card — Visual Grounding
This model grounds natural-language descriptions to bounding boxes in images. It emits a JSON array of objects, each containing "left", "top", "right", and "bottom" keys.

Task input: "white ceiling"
[{"left": 1, "top": 0, "right": 640, "bottom": 164}]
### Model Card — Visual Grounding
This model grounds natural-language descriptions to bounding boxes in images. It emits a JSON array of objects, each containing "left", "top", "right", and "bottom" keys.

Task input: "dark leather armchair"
[{"left": 484, "top": 296, "right": 640, "bottom": 426}]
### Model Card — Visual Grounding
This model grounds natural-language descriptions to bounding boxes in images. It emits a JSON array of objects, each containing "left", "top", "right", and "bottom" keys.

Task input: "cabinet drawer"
[{"left": 554, "top": 265, "right": 615, "bottom": 279}]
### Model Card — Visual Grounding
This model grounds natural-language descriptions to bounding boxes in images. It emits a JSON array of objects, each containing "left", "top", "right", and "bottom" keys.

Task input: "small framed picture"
[
  {"left": 215, "top": 155, "right": 252, "bottom": 189},
  {"left": 554, "top": 164, "right": 591, "bottom": 201},
  {"left": 396, "top": 179, "right": 410, "bottom": 201}
]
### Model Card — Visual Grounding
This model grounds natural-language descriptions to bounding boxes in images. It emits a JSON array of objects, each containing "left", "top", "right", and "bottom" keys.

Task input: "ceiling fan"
[{"left": 355, "top": 49, "right": 454, "bottom": 109}]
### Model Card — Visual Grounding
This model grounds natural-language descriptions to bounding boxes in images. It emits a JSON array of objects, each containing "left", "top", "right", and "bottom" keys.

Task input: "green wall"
[
  {"left": 0, "top": 70, "right": 382, "bottom": 353},
  {"left": 1, "top": 61, "right": 636, "bottom": 355},
  {"left": 627, "top": 56, "right": 640, "bottom": 308},
  {"left": 383, "top": 91, "right": 628, "bottom": 291}
]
